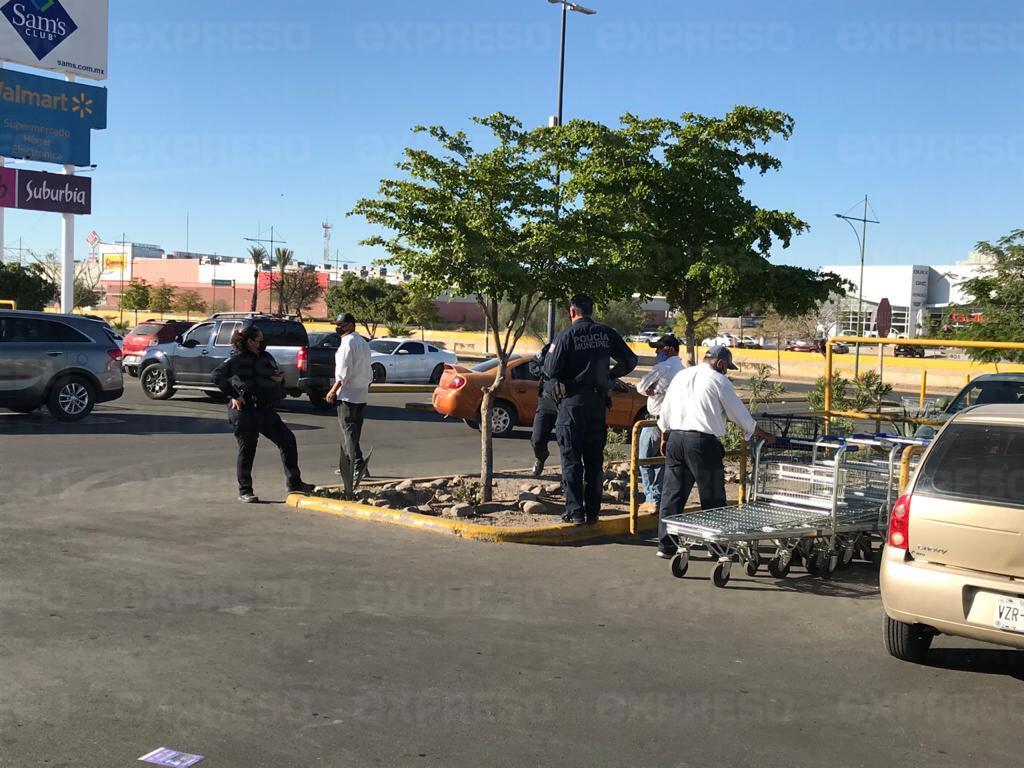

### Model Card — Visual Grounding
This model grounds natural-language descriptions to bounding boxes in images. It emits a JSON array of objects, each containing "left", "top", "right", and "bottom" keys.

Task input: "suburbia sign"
[{"left": 0, "top": 167, "right": 91, "bottom": 214}]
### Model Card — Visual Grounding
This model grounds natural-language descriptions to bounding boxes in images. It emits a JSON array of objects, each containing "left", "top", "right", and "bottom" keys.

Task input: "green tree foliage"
[
  {"left": 74, "top": 281, "right": 102, "bottom": 309},
  {"left": 173, "top": 289, "right": 207, "bottom": 321},
  {"left": 400, "top": 285, "right": 441, "bottom": 328},
  {"left": 120, "top": 279, "right": 151, "bottom": 312},
  {"left": 150, "top": 282, "right": 175, "bottom": 317},
  {"left": 351, "top": 114, "right": 619, "bottom": 500},
  {"left": 247, "top": 245, "right": 267, "bottom": 312},
  {"left": 274, "top": 248, "right": 294, "bottom": 315},
  {"left": 597, "top": 298, "right": 645, "bottom": 337},
  {"left": 952, "top": 230, "right": 1024, "bottom": 362},
  {"left": 0, "top": 262, "right": 56, "bottom": 310},
  {"left": 555, "top": 107, "right": 847, "bottom": 364},
  {"left": 325, "top": 273, "right": 405, "bottom": 338}
]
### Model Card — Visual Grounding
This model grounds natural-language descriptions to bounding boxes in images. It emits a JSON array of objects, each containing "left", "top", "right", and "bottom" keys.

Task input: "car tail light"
[
  {"left": 297, "top": 347, "right": 308, "bottom": 373},
  {"left": 148, "top": 336, "right": 160, "bottom": 346},
  {"left": 448, "top": 374, "right": 466, "bottom": 389},
  {"left": 107, "top": 348, "right": 123, "bottom": 362},
  {"left": 888, "top": 494, "right": 911, "bottom": 550}
]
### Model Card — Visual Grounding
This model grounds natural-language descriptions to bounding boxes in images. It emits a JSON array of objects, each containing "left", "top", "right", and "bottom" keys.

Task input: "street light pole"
[
  {"left": 835, "top": 196, "right": 879, "bottom": 377},
  {"left": 545, "top": 0, "right": 596, "bottom": 344}
]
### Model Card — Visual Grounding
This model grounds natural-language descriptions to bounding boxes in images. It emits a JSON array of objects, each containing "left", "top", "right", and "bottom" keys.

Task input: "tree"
[
  {"left": 279, "top": 270, "right": 325, "bottom": 318},
  {"left": 151, "top": 282, "right": 175, "bottom": 318},
  {"left": 0, "top": 263, "right": 56, "bottom": 310},
  {"left": 120, "top": 279, "right": 151, "bottom": 323},
  {"left": 557, "top": 108, "right": 847, "bottom": 364},
  {"left": 31, "top": 250, "right": 104, "bottom": 310},
  {"left": 73, "top": 281, "right": 102, "bottom": 309},
  {"left": 597, "top": 298, "right": 645, "bottom": 337},
  {"left": 173, "top": 290, "right": 207, "bottom": 320},
  {"left": 351, "top": 114, "right": 613, "bottom": 500},
  {"left": 324, "top": 273, "right": 404, "bottom": 338},
  {"left": 274, "top": 247, "right": 294, "bottom": 315},
  {"left": 952, "top": 230, "right": 1024, "bottom": 363},
  {"left": 247, "top": 245, "right": 267, "bottom": 313},
  {"left": 400, "top": 285, "right": 441, "bottom": 329}
]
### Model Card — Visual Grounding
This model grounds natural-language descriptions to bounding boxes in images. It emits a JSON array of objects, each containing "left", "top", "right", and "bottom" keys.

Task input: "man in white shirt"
[
  {"left": 636, "top": 334, "right": 685, "bottom": 510},
  {"left": 325, "top": 312, "right": 373, "bottom": 498},
  {"left": 655, "top": 345, "right": 775, "bottom": 557}
]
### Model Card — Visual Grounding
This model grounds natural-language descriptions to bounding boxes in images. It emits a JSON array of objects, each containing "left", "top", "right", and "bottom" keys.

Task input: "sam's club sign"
[{"left": 0, "top": 0, "right": 108, "bottom": 80}]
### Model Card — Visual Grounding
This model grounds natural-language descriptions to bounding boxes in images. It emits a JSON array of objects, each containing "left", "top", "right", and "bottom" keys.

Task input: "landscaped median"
[{"left": 285, "top": 469, "right": 666, "bottom": 545}]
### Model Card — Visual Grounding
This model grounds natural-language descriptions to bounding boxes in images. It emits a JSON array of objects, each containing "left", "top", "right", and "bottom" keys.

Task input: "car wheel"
[
  {"left": 464, "top": 418, "right": 480, "bottom": 430},
  {"left": 309, "top": 390, "right": 336, "bottom": 410},
  {"left": 371, "top": 363, "right": 386, "bottom": 384},
  {"left": 884, "top": 615, "right": 934, "bottom": 663},
  {"left": 141, "top": 364, "right": 175, "bottom": 400},
  {"left": 488, "top": 401, "right": 517, "bottom": 438},
  {"left": 429, "top": 364, "right": 445, "bottom": 385},
  {"left": 46, "top": 376, "right": 95, "bottom": 422}
]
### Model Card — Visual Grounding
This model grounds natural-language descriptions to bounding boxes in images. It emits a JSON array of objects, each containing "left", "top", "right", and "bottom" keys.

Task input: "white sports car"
[{"left": 368, "top": 338, "right": 458, "bottom": 384}]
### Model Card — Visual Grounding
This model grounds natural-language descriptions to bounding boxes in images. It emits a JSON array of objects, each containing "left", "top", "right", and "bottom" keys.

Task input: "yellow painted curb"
[{"left": 285, "top": 493, "right": 662, "bottom": 544}]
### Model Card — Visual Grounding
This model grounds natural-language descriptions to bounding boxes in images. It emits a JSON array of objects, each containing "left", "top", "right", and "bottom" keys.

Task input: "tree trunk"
[
  {"left": 250, "top": 270, "right": 259, "bottom": 312},
  {"left": 479, "top": 385, "right": 495, "bottom": 503},
  {"left": 685, "top": 312, "right": 697, "bottom": 366}
]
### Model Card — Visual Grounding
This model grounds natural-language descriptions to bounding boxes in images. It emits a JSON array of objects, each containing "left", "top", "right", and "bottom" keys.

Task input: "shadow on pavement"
[
  {"left": 925, "top": 648, "right": 1024, "bottom": 681},
  {"left": 0, "top": 411, "right": 320, "bottom": 436}
]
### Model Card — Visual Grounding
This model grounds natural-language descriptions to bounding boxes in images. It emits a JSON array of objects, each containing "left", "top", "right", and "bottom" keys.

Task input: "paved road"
[{"left": 1, "top": 386, "right": 1020, "bottom": 767}]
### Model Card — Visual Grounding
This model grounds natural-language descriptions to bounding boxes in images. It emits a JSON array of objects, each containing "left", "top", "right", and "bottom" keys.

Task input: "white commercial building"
[{"left": 821, "top": 254, "right": 991, "bottom": 339}]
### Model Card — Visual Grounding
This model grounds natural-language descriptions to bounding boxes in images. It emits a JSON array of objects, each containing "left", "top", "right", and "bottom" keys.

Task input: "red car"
[{"left": 121, "top": 320, "right": 193, "bottom": 376}]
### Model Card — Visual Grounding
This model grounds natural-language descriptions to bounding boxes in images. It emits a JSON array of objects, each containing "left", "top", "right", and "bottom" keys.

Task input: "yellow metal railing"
[
  {"left": 899, "top": 444, "right": 928, "bottom": 495},
  {"left": 628, "top": 419, "right": 747, "bottom": 537}
]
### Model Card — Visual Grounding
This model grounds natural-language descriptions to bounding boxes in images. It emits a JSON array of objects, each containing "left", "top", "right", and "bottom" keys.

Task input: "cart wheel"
[
  {"left": 790, "top": 548, "right": 804, "bottom": 567},
  {"left": 745, "top": 559, "right": 759, "bottom": 577},
  {"left": 805, "top": 552, "right": 820, "bottom": 575},
  {"left": 671, "top": 554, "right": 689, "bottom": 579},
  {"left": 859, "top": 542, "right": 874, "bottom": 562},
  {"left": 817, "top": 550, "right": 836, "bottom": 580},
  {"left": 872, "top": 545, "right": 884, "bottom": 570},
  {"left": 712, "top": 561, "right": 731, "bottom": 588},
  {"left": 768, "top": 557, "right": 791, "bottom": 579},
  {"left": 838, "top": 545, "right": 855, "bottom": 569}
]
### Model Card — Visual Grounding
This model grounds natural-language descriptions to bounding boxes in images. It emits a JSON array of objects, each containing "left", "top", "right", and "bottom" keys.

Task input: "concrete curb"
[
  {"left": 285, "top": 493, "right": 662, "bottom": 545},
  {"left": 370, "top": 384, "right": 437, "bottom": 394}
]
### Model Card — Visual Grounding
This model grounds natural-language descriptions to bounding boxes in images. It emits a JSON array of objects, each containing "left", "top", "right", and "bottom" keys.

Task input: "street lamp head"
[{"left": 547, "top": 0, "right": 597, "bottom": 14}]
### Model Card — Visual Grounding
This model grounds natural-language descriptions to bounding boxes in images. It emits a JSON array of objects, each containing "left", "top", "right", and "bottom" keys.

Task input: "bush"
[
  {"left": 808, "top": 374, "right": 850, "bottom": 413},
  {"left": 384, "top": 322, "right": 410, "bottom": 337},
  {"left": 850, "top": 370, "right": 893, "bottom": 412}
]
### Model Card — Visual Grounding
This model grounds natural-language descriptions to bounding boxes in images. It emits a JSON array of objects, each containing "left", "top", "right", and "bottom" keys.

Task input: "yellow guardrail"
[
  {"left": 628, "top": 419, "right": 747, "bottom": 537},
  {"left": 0, "top": 299, "right": 16, "bottom": 310},
  {"left": 899, "top": 444, "right": 929, "bottom": 495}
]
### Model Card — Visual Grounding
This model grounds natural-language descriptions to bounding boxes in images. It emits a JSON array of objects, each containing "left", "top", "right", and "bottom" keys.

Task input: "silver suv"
[{"left": 0, "top": 311, "right": 125, "bottom": 421}]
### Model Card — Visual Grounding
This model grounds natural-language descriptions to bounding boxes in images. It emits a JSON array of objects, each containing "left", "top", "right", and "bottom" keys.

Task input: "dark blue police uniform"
[
  {"left": 544, "top": 317, "right": 637, "bottom": 523},
  {"left": 529, "top": 346, "right": 558, "bottom": 467}
]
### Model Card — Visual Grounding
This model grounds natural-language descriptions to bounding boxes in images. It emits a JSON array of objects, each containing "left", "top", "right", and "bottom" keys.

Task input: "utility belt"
[{"left": 550, "top": 381, "right": 609, "bottom": 406}]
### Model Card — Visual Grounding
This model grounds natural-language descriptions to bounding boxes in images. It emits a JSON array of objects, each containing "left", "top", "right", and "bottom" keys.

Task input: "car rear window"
[
  {"left": 253, "top": 320, "right": 308, "bottom": 347},
  {"left": 470, "top": 355, "right": 521, "bottom": 373},
  {"left": 917, "top": 423, "right": 1024, "bottom": 508},
  {"left": 131, "top": 323, "right": 165, "bottom": 335}
]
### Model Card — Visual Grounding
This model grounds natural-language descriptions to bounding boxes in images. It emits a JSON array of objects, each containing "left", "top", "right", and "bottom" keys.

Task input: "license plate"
[
  {"left": 124, "top": 356, "right": 139, "bottom": 365},
  {"left": 994, "top": 596, "right": 1024, "bottom": 632}
]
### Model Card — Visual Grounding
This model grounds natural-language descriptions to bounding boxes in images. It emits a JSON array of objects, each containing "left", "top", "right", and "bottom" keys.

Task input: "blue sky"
[{"left": 4, "top": 0, "right": 1023, "bottom": 270}]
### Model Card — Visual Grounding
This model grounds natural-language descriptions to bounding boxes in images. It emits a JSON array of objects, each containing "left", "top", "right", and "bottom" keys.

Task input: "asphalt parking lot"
[{"left": 2, "top": 385, "right": 1022, "bottom": 767}]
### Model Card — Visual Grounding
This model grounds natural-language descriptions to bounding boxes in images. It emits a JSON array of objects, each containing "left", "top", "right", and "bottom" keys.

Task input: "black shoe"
[
  {"left": 656, "top": 543, "right": 677, "bottom": 558},
  {"left": 289, "top": 482, "right": 317, "bottom": 495},
  {"left": 532, "top": 459, "right": 545, "bottom": 478},
  {"left": 238, "top": 493, "right": 259, "bottom": 504},
  {"left": 584, "top": 517, "right": 599, "bottom": 525},
  {"left": 561, "top": 514, "right": 586, "bottom": 525}
]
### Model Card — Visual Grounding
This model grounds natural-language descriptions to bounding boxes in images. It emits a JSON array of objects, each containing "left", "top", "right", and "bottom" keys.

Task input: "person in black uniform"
[
  {"left": 544, "top": 294, "right": 638, "bottom": 524},
  {"left": 528, "top": 344, "right": 558, "bottom": 478},
  {"left": 212, "top": 326, "right": 316, "bottom": 503}
]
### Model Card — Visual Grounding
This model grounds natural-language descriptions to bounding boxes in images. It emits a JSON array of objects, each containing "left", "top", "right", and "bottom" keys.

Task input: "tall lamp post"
[
  {"left": 544, "top": 0, "right": 596, "bottom": 344},
  {"left": 835, "top": 196, "right": 879, "bottom": 377}
]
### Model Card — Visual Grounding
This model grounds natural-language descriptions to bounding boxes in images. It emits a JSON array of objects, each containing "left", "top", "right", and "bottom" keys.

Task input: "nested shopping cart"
[{"left": 661, "top": 433, "right": 928, "bottom": 588}]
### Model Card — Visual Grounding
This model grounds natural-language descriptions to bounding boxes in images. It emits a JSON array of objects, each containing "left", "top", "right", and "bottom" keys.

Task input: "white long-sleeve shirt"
[
  {"left": 637, "top": 355, "right": 684, "bottom": 416},
  {"left": 334, "top": 333, "right": 373, "bottom": 404},
  {"left": 657, "top": 363, "right": 757, "bottom": 440}
]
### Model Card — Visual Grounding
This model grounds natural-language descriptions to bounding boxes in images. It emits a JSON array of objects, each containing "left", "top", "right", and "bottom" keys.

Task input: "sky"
[{"left": 3, "top": 0, "right": 1023, "bottom": 271}]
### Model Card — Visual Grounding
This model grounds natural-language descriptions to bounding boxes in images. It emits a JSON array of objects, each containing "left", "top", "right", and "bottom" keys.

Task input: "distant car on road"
[
  {"left": 0, "top": 310, "right": 124, "bottom": 421},
  {"left": 881, "top": 404, "right": 1024, "bottom": 662},
  {"left": 785, "top": 340, "right": 817, "bottom": 352},
  {"left": 121, "top": 320, "right": 194, "bottom": 377},
  {"left": 894, "top": 344, "right": 926, "bottom": 358},
  {"left": 626, "top": 331, "right": 662, "bottom": 343},
  {"left": 431, "top": 356, "right": 647, "bottom": 437}
]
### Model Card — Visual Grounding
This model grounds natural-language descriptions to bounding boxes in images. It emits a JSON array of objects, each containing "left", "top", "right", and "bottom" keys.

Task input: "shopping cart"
[{"left": 661, "top": 434, "right": 930, "bottom": 587}]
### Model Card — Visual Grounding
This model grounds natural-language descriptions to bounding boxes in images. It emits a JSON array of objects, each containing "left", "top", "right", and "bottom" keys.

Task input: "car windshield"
[
  {"left": 917, "top": 423, "right": 1024, "bottom": 507},
  {"left": 369, "top": 340, "right": 401, "bottom": 354},
  {"left": 947, "top": 380, "right": 1024, "bottom": 414}
]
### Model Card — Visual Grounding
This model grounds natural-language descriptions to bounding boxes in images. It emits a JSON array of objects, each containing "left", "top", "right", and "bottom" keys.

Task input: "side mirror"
[
  {"left": 182, "top": 339, "right": 198, "bottom": 349},
  {"left": 397, "top": 349, "right": 410, "bottom": 355}
]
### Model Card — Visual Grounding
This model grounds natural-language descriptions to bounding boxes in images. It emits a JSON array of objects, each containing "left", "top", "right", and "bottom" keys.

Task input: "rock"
[
  {"left": 411, "top": 489, "right": 436, "bottom": 505},
  {"left": 450, "top": 503, "right": 476, "bottom": 518},
  {"left": 428, "top": 478, "right": 448, "bottom": 489},
  {"left": 475, "top": 502, "right": 507, "bottom": 514},
  {"left": 521, "top": 500, "right": 548, "bottom": 516},
  {"left": 520, "top": 482, "right": 537, "bottom": 493},
  {"left": 518, "top": 491, "right": 539, "bottom": 503},
  {"left": 450, "top": 476, "right": 465, "bottom": 486},
  {"left": 434, "top": 493, "right": 452, "bottom": 504},
  {"left": 542, "top": 483, "right": 561, "bottom": 496},
  {"left": 528, "top": 485, "right": 544, "bottom": 496},
  {"left": 417, "top": 506, "right": 442, "bottom": 517},
  {"left": 396, "top": 479, "right": 415, "bottom": 492},
  {"left": 370, "top": 498, "right": 390, "bottom": 507}
]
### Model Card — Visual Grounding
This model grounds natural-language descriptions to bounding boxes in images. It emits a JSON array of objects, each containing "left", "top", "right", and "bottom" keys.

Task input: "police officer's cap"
[
  {"left": 570, "top": 294, "right": 594, "bottom": 314},
  {"left": 335, "top": 312, "right": 356, "bottom": 326},
  {"left": 705, "top": 345, "right": 739, "bottom": 370},
  {"left": 648, "top": 334, "right": 681, "bottom": 350}
]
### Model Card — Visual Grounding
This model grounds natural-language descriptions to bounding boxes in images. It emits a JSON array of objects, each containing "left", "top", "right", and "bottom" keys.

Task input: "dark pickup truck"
[{"left": 136, "top": 313, "right": 338, "bottom": 409}]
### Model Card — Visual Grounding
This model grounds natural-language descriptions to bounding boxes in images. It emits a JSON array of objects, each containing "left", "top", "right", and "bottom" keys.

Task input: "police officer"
[
  {"left": 544, "top": 294, "right": 638, "bottom": 524},
  {"left": 212, "top": 325, "right": 316, "bottom": 503},
  {"left": 528, "top": 343, "right": 558, "bottom": 478}
]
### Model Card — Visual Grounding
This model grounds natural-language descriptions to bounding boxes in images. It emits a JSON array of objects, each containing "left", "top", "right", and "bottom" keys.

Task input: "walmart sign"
[{"left": 0, "top": 67, "right": 106, "bottom": 165}]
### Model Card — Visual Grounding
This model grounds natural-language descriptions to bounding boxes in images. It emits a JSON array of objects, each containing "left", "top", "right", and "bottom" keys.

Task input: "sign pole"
[
  {"left": 60, "top": 73, "right": 77, "bottom": 314},
  {"left": 0, "top": 61, "right": 5, "bottom": 265}
]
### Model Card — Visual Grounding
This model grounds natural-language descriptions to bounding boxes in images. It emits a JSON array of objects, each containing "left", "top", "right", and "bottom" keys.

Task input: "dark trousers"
[
  {"left": 530, "top": 398, "right": 558, "bottom": 462},
  {"left": 337, "top": 400, "right": 367, "bottom": 492},
  {"left": 657, "top": 431, "right": 727, "bottom": 544},
  {"left": 556, "top": 394, "right": 607, "bottom": 523},
  {"left": 232, "top": 408, "right": 302, "bottom": 494}
]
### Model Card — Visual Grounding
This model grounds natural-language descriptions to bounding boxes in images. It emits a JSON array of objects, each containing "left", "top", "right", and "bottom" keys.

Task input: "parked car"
[
  {"left": 431, "top": 356, "right": 648, "bottom": 437},
  {"left": 301, "top": 334, "right": 457, "bottom": 384},
  {"left": 735, "top": 335, "right": 763, "bottom": 349},
  {"left": 785, "top": 340, "right": 817, "bottom": 352},
  {"left": 121, "top": 320, "right": 194, "bottom": 377},
  {"left": 137, "top": 313, "right": 328, "bottom": 407},
  {"left": 0, "top": 310, "right": 124, "bottom": 421},
  {"left": 626, "top": 331, "right": 662, "bottom": 343},
  {"left": 832, "top": 341, "right": 850, "bottom": 354},
  {"left": 894, "top": 344, "right": 926, "bottom": 358},
  {"left": 915, "top": 373, "right": 1024, "bottom": 438},
  {"left": 81, "top": 314, "right": 124, "bottom": 348},
  {"left": 881, "top": 404, "right": 1024, "bottom": 662}
]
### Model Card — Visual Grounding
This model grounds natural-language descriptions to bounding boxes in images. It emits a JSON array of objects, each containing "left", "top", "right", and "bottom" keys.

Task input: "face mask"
[{"left": 656, "top": 350, "right": 668, "bottom": 363}]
